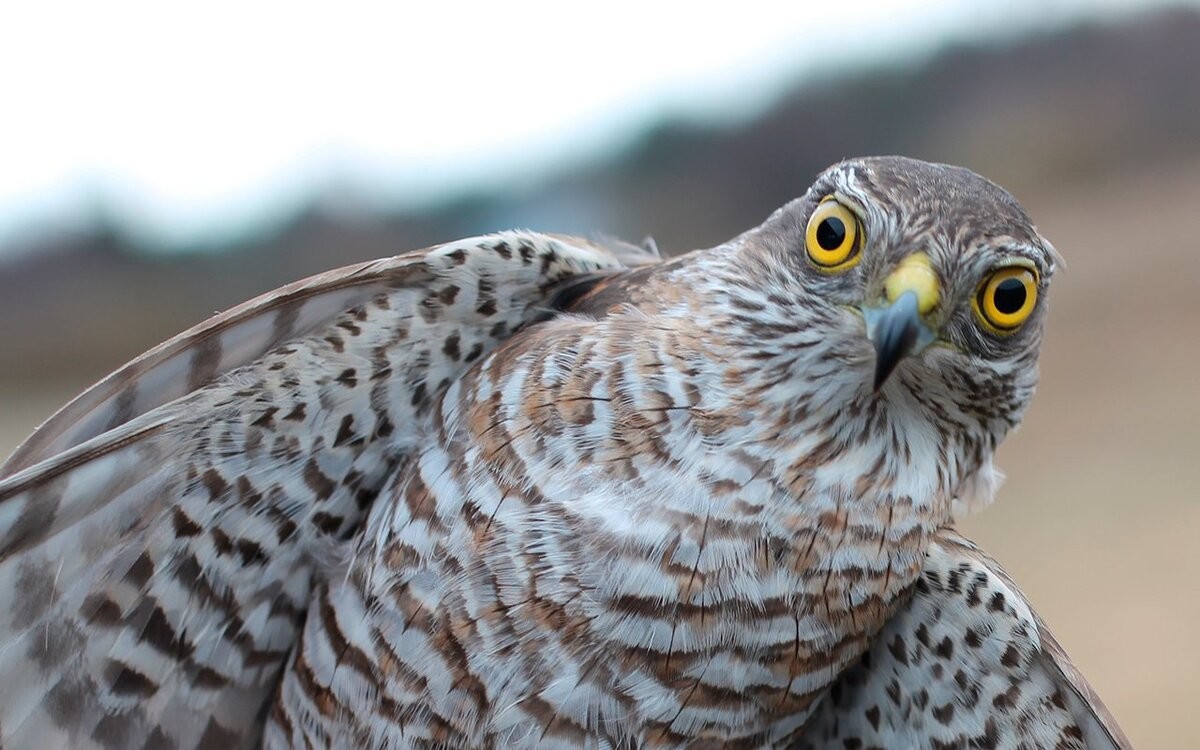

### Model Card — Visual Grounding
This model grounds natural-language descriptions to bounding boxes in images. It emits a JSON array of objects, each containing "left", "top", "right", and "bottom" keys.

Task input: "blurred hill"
[{"left": 1, "top": 7, "right": 1198, "bottom": 383}]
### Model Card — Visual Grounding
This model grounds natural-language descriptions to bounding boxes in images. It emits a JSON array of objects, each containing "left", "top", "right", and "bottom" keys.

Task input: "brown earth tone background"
[{"left": 2, "top": 8, "right": 1197, "bottom": 747}]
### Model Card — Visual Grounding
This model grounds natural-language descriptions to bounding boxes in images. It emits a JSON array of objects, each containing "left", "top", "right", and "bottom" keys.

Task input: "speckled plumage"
[{"left": 0, "top": 157, "right": 1128, "bottom": 749}]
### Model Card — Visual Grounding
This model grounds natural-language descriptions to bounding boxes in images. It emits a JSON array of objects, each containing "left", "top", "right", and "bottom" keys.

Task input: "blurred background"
[{"left": 1, "top": 0, "right": 1197, "bottom": 744}]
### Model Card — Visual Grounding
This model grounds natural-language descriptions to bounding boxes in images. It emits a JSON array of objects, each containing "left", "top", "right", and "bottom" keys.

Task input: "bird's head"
[{"left": 742, "top": 156, "right": 1057, "bottom": 444}]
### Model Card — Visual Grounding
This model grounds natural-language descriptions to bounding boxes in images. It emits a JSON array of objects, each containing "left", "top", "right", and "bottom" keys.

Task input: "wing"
[
  {"left": 797, "top": 529, "right": 1131, "bottom": 750},
  {"left": 0, "top": 233, "right": 655, "bottom": 478},
  {"left": 0, "top": 231, "right": 651, "bottom": 749}
]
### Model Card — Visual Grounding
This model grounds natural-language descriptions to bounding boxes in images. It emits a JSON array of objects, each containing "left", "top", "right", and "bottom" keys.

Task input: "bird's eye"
[
  {"left": 974, "top": 266, "right": 1038, "bottom": 333},
  {"left": 805, "top": 199, "right": 862, "bottom": 270}
]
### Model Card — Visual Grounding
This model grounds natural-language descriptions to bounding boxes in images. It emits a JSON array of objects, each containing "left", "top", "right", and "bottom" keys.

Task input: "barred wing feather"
[
  {"left": 797, "top": 529, "right": 1131, "bottom": 750},
  {"left": 0, "top": 232, "right": 638, "bottom": 749}
]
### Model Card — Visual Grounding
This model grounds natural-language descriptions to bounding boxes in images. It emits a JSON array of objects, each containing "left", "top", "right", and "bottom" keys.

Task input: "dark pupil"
[
  {"left": 816, "top": 217, "right": 846, "bottom": 250},
  {"left": 992, "top": 278, "right": 1027, "bottom": 314}
]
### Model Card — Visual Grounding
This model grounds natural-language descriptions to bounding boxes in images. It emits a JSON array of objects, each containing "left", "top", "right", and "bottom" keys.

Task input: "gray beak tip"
[{"left": 865, "top": 291, "right": 927, "bottom": 391}]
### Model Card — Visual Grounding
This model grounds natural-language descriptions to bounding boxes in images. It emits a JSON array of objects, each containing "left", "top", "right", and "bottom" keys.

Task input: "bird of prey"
[{"left": 0, "top": 156, "right": 1129, "bottom": 749}]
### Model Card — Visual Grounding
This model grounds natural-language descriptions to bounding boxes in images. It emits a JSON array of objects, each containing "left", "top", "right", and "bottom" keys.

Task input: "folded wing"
[
  {"left": 797, "top": 529, "right": 1131, "bottom": 749},
  {"left": 0, "top": 232, "right": 643, "bottom": 749}
]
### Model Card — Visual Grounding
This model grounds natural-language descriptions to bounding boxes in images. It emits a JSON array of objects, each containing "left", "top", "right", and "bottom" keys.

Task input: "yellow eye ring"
[
  {"left": 974, "top": 266, "right": 1038, "bottom": 333},
  {"left": 805, "top": 199, "right": 862, "bottom": 270}
]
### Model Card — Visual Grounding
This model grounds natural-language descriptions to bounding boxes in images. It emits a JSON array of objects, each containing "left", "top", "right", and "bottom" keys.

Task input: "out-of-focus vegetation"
[{"left": 1, "top": 7, "right": 1198, "bottom": 748}]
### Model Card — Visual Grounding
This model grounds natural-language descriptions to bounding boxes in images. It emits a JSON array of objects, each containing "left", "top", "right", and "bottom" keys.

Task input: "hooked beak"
[{"left": 862, "top": 253, "right": 940, "bottom": 391}]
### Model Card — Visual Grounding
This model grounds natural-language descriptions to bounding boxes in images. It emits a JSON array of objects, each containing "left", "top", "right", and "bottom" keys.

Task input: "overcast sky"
[{"left": 0, "top": 0, "right": 1181, "bottom": 250}]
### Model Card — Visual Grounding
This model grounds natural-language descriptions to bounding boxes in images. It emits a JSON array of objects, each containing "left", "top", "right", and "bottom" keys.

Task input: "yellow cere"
[
  {"left": 884, "top": 252, "right": 940, "bottom": 315},
  {"left": 975, "top": 266, "right": 1038, "bottom": 332},
  {"left": 805, "top": 199, "right": 861, "bottom": 270}
]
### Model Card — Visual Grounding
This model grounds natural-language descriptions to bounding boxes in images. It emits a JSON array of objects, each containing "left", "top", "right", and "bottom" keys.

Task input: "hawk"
[{"left": 0, "top": 157, "right": 1129, "bottom": 748}]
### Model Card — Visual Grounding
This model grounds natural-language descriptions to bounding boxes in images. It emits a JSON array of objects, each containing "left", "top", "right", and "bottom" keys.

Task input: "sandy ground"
[{"left": 1, "top": 160, "right": 1197, "bottom": 746}]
